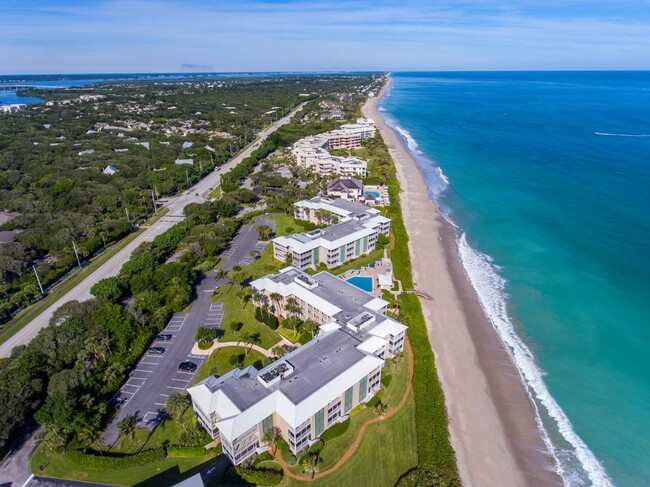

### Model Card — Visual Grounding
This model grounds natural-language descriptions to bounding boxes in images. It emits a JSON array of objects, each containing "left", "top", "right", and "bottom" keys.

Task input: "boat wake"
[{"left": 594, "top": 132, "right": 650, "bottom": 137}]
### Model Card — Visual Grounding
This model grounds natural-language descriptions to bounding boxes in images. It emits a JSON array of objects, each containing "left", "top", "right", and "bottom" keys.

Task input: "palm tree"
[
  {"left": 269, "top": 292, "right": 282, "bottom": 314},
  {"left": 302, "top": 451, "right": 322, "bottom": 479},
  {"left": 272, "top": 345, "right": 287, "bottom": 358},
  {"left": 285, "top": 296, "right": 300, "bottom": 320},
  {"left": 215, "top": 269, "right": 227, "bottom": 282},
  {"left": 117, "top": 414, "right": 138, "bottom": 448},
  {"left": 165, "top": 392, "right": 191, "bottom": 422},
  {"left": 242, "top": 331, "right": 261, "bottom": 357},
  {"left": 374, "top": 400, "right": 388, "bottom": 417},
  {"left": 256, "top": 224, "right": 272, "bottom": 241},
  {"left": 262, "top": 427, "right": 281, "bottom": 455},
  {"left": 302, "top": 319, "right": 319, "bottom": 339},
  {"left": 229, "top": 269, "right": 246, "bottom": 290},
  {"left": 77, "top": 425, "right": 103, "bottom": 453}
]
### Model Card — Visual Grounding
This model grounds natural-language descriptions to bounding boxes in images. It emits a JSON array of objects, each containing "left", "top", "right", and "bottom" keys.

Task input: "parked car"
[
  {"left": 178, "top": 361, "right": 197, "bottom": 372},
  {"left": 148, "top": 347, "right": 165, "bottom": 354},
  {"left": 155, "top": 334, "right": 172, "bottom": 342}
]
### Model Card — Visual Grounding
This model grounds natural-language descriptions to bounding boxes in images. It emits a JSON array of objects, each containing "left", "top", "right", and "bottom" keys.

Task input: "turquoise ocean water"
[{"left": 381, "top": 72, "right": 650, "bottom": 487}]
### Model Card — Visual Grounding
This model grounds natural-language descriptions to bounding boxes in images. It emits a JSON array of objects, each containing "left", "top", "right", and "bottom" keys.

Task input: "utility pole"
[
  {"left": 33, "top": 265, "right": 44, "bottom": 295},
  {"left": 199, "top": 159, "right": 203, "bottom": 172},
  {"left": 229, "top": 141, "right": 232, "bottom": 154},
  {"left": 151, "top": 191, "right": 157, "bottom": 214},
  {"left": 125, "top": 207, "right": 131, "bottom": 224},
  {"left": 72, "top": 241, "right": 82, "bottom": 269},
  {"left": 185, "top": 169, "right": 190, "bottom": 187}
]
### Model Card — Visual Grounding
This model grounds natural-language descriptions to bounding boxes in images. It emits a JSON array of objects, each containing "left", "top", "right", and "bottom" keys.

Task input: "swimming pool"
[
  {"left": 364, "top": 191, "right": 381, "bottom": 198},
  {"left": 347, "top": 276, "right": 373, "bottom": 293}
]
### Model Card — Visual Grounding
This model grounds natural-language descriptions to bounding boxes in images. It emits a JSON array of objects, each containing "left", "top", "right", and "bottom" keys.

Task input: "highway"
[{"left": 0, "top": 103, "right": 305, "bottom": 359}]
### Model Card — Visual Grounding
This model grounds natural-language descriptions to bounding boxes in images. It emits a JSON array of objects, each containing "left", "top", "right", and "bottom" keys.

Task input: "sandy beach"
[{"left": 363, "top": 79, "right": 562, "bottom": 487}]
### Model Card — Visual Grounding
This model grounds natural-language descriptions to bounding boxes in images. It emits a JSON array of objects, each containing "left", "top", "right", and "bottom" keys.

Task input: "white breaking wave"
[
  {"left": 594, "top": 132, "right": 650, "bottom": 137},
  {"left": 457, "top": 233, "right": 613, "bottom": 487},
  {"left": 394, "top": 125, "right": 419, "bottom": 152},
  {"left": 437, "top": 167, "right": 450, "bottom": 185}
]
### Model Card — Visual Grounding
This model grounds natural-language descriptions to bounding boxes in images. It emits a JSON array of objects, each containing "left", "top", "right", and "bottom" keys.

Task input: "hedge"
[
  {"left": 167, "top": 446, "right": 212, "bottom": 457},
  {"left": 320, "top": 418, "right": 350, "bottom": 442},
  {"left": 228, "top": 466, "right": 283, "bottom": 486},
  {"left": 64, "top": 448, "right": 166, "bottom": 471}
]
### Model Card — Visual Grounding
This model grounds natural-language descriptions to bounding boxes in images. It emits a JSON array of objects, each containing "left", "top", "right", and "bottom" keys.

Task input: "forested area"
[
  {"left": 0, "top": 75, "right": 373, "bottom": 324},
  {"left": 0, "top": 197, "right": 240, "bottom": 455}
]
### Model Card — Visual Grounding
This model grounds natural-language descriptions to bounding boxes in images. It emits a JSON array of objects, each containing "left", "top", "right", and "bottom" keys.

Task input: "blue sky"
[{"left": 1, "top": 0, "right": 650, "bottom": 73}]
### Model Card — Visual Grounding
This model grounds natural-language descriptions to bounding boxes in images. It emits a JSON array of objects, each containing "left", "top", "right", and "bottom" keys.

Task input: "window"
[
  {"left": 262, "top": 414, "right": 273, "bottom": 434},
  {"left": 315, "top": 408, "right": 325, "bottom": 436},
  {"left": 359, "top": 376, "right": 368, "bottom": 402},
  {"left": 344, "top": 386, "right": 353, "bottom": 413}
]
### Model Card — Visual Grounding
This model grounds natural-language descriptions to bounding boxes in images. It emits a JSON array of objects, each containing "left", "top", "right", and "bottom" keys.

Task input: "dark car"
[
  {"left": 148, "top": 347, "right": 166, "bottom": 354},
  {"left": 155, "top": 334, "right": 172, "bottom": 342},
  {"left": 178, "top": 361, "right": 197, "bottom": 372}
]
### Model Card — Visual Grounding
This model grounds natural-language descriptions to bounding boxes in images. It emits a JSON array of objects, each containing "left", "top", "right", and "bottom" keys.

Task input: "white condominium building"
[
  {"left": 187, "top": 268, "right": 406, "bottom": 465},
  {"left": 290, "top": 119, "right": 376, "bottom": 176},
  {"left": 293, "top": 196, "right": 390, "bottom": 235}
]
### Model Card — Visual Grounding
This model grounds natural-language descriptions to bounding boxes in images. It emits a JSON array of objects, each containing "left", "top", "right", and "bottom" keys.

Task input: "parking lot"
[{"left": 102, "top": 215, "right": 272, "bottom": 446}]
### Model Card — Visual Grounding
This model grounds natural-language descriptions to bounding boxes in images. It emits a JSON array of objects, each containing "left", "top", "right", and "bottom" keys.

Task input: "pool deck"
[{"left": 341, "top": 254, "right": 399, "bottom": 297}]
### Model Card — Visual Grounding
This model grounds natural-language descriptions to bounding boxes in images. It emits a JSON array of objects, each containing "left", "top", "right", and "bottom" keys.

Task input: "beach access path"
[
  {"left": 0, "top": 102, "right": 306, "bottom": 359},
  {"left": 363, "top": 80, "right": 562, "bottom": 487}
]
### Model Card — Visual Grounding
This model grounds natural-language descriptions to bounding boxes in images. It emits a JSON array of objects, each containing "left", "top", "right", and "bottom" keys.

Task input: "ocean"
[{"left": 381, "top": 72, "right": 650, "bottom": 487}]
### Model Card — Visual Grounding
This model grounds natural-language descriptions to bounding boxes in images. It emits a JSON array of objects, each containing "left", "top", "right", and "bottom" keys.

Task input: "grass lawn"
[
  {"left": 281, "top": 350, "right": 411, "bottom": 476},
  {"left": 328, "top": 248, "right": 384, "bottom": 276},
  {"left": 30, "top": 443, "right": 217, "bottom": 487},
  {"left": 211, "top": 284, "right": 281, "bottom": 349},
  {"left": 110, "top": 409, "right": 209, "bottom": 455},
  {"left": 270, "top": 214, "right": 308, "bottom": 237},
  {"left": 193, "top": 346, "right": 267, "bottom": 384},
  {"left": 243, "top": 245, "right": 284, "bottom": 280},
  {"left": 284, "top": 395, "right": 417, "bottom": 487}
]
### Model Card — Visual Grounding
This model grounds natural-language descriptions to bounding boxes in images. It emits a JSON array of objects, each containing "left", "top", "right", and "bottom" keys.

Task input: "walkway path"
[
  {"left": 273, "top": 339, "right": 414, "bottom": 482},
  {"left": 190, "top": 337, "right": 294, "bottom": 359}
]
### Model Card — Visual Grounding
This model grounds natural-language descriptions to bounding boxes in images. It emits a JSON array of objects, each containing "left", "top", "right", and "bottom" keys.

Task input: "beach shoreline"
[{"left": 364, "top": 78, "right": 562, "bottom": 486}]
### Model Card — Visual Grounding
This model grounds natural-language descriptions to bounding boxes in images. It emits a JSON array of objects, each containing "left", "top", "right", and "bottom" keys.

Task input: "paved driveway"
[{"left": 102, "top": 215, "right": 274, "bottom": 446}]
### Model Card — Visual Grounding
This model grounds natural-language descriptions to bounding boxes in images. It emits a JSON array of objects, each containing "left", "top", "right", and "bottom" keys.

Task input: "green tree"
[
  {"left": 195, "top": 326, "right": 216, "bottom": 348},
  {"left": 262, "top": 426, "right": 281, "bottom": 455},
  {"left": 256, "top": 224, "right": 272, "bottom": 241},
  {"left": 165, "top": 392, "right": 191, "bottom": 422},
  {"left": 301, "top": 451, "right": 322, "bottom": 479},
  {"left": 117, "top": 414, "right": 138, "bottom": 448},
  {"left": 90, "top": 277, "right": 123, "bottom": 303}
]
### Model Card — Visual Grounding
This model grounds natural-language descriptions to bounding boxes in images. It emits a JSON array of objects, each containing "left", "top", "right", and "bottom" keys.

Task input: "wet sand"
[{"left": 363, "top": 79, "right": 562, "bottom": 487}]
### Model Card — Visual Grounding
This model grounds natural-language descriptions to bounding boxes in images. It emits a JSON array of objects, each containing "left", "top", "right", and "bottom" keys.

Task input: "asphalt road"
[
  {"left": 0, "top": 103, "right": 304, "bottom": 359},
  {"left": 102, "top": 215, "right": 274, "bottom": 446}
]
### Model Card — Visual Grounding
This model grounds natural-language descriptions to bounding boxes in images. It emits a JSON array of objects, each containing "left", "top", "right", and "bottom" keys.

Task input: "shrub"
[
  {"left": 320, "top": 419, "right": 350, "bottom": 442},
  {"left": 229, "top": 466, "right": 283, "bottom": 486},
  {"left": 381, "top": 374, "right": 392, "bottom": 388},
  {"left": 366, "top": 390, "right": 384, "bottom": 408},
  {"left": 65, "top": 448, "right": 166, "bottom": 471},
  {"left": 395, "top": 467, "right": 460, "bottom": 487}
]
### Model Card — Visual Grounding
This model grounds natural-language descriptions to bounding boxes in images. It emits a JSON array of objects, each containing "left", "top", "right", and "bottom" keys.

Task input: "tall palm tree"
[
  {"left": 117, "top": 414, "right": 138, "bottom": 448},
  {"left": 302, "top": 451, "right": 322, "bottom": 479},
  {"left": 165, "top": 392, "right": 191, "bottom": 423},
  {"left": 269, "top": 292, "right": 282, "bottom": 314},
  {"left": 78, "top": 425, "right": 103, "bottom": 454},
  {"left": 262, "top": 427, "right": 281, "bottom": 455},
  {"left": 285, "top": 297, "right": 300, "bottom": 320}
]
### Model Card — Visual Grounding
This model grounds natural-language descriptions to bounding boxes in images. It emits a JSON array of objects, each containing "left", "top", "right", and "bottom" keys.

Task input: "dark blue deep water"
[{"left": 382, "top": 72, "right": 650, "bottom": 487}]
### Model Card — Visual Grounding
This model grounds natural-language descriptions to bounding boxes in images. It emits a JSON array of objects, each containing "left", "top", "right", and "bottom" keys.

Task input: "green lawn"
[
  {"left": 194, "top": 346, "right": 267, "bottom": 384},
  {"left": 328, "top": 248, "right": 384, "bottom": 276},
  {"left": 243, "top": 245, "right": 284, "bottom": 280},
  {"left": 211, "top": 284, "right": 281, "bottom": 349},
  {"left": 110, "top": 409, "right": 208, "bottom": 455},
  {"left": 285, "top": 395, "right": 417, "bottom": 487},
  {"left": 270, "top": 214, "right": 308, "bottom": 237},
  {"left": 30, "top": 443, "right": 217, "bottom": 487}
]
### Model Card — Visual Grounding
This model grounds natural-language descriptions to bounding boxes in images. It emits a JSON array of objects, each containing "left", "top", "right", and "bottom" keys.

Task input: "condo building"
[
  {"left": 187, "top": 268, "right": 406, "bottom": 465},
  {"left": 293, "top": 196, "right": 390, "bottom": 236}
]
